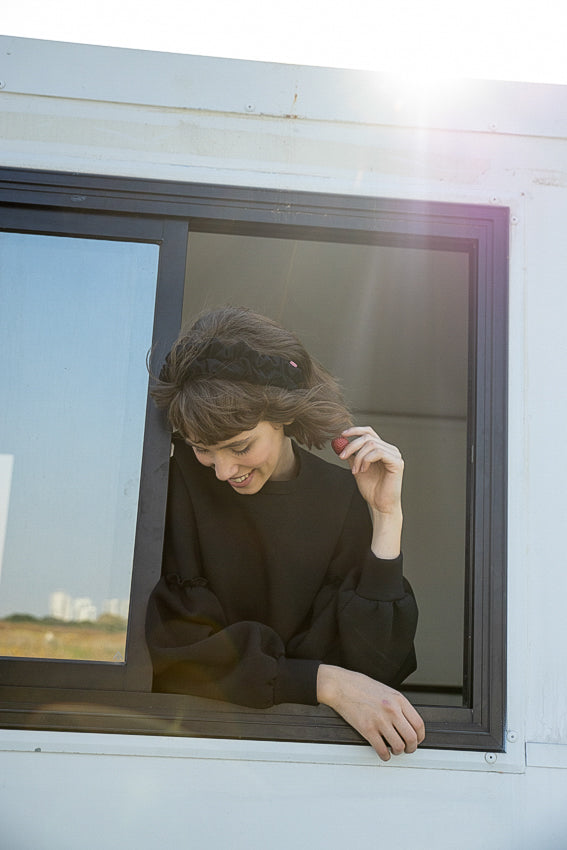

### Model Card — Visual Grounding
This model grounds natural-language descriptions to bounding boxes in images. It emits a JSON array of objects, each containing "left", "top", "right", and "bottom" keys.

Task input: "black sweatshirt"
[{"left": 145, "top": 439, "right": 418, "bottom": 707}]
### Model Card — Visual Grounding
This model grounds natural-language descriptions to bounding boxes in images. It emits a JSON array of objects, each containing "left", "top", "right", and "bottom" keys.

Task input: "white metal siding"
[{"left": 1, "top": 34, "right": 567, "bottom": 850}]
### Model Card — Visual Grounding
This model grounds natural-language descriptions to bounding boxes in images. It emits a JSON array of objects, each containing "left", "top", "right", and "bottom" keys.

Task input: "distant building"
[
  {"left": 49, "top": 591, "right": 73, "bottom": 622},
  {"left": 49, "top": 592, "right": 97, "bottom": 622},
  {"left": 103, "top": 598, "right": 121, "bottom": 617},
  {"left": 103, "top": 598, "right": 130, "bottom": 621},
  {"left": 71, "top": 598, "right": 97, "bottom": 622}
]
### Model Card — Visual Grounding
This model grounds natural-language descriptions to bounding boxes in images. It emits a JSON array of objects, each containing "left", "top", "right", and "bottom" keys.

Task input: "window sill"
[{"left": 0, "top": 728, "right": 525, "bottom": 774}]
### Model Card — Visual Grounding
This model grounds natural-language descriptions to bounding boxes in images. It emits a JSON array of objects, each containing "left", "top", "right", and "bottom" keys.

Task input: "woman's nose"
[{"left": 213, "top": 457, "right": 239, "bottom": 481}]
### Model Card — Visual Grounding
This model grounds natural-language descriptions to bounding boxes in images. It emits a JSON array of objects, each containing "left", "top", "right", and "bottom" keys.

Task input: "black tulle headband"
[{"left": 161, "top": 338, "right": 304, "bottom": 390}]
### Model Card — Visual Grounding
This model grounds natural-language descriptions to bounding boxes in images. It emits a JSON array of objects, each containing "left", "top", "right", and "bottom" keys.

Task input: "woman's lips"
[{"left": 228, "top": 471, "right": 254, "bottom": 489}]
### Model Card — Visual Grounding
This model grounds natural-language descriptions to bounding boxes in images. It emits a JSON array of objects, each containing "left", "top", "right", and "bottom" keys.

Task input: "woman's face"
[{"left": 188, "top": 421, "right": 296, "bottom": 494}]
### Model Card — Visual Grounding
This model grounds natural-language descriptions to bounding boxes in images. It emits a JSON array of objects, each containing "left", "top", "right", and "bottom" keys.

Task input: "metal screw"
[
  {"left": 506, "top": 730, "right": 518, "bottom": 743},
  {"left": 245, "top": 103, "right": 255, "bottom": 112},
  {"left": 511, "top": 216, "right": 519, "bottom": 225},
  {"left": 484, "top": 752, "right": 497, "bottom": 764},
  {"left": 0, "top": 81, "right": 6, "bottom": 90},
  {"left": 488, "top": 122, "right": 497, "bottom": 131}
]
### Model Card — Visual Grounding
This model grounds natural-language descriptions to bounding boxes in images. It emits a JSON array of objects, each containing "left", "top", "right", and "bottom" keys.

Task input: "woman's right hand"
[{"left": 316, "top": 664, "right": 425, "bottom": 762}]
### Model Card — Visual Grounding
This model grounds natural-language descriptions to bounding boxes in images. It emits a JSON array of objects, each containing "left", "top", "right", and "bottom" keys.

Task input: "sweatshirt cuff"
[
  {"left": 357, "top": 551, "right": 406, "bottom": 600},
  {"left": 273, "top": 657, "right": 320, "bottom": 705}
]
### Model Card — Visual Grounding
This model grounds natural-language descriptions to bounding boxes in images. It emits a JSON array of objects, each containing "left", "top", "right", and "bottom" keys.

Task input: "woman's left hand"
[
  {"left": 337, "top": 426, "right": 404, "bottom": 514},
  {"left": 316, "top": 664, "right": 425, "bottom": 761},
  {"left": 336, "top": 427, "right": 404, "bottom": 558}
]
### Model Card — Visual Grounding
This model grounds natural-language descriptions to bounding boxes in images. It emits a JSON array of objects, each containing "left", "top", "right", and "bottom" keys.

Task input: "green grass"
[{"left": 0, "top": 618, "right": 127, "bottom": 662}]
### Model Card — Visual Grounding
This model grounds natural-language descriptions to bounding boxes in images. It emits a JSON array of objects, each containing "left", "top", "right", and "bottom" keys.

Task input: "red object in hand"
[{"left": 331, "top": 436, "right": 349, "bottom": 456}]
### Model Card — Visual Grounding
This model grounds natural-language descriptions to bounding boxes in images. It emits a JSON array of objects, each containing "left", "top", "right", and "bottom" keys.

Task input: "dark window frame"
[{"left": 0, "top": 167, "right": 508, "bottom": 752}]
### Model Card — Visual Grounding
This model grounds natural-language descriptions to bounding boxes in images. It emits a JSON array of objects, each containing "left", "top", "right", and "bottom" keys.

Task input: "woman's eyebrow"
[{"left": 220, "top": 438, "right": 252, "bottom": 449}]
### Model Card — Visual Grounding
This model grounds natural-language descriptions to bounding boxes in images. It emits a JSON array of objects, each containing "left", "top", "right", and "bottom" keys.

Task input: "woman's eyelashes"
[{"left": 191, "top": 444, "right": 251, "bottom": 456}]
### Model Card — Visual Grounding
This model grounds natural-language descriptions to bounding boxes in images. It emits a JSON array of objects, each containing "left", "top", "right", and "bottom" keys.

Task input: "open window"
[{"left": 0, "top": 168, "right": 507, "bottom": 751}]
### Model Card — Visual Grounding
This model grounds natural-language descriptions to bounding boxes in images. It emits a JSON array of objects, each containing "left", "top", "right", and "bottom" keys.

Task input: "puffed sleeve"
[
  {"left": 285, "top": 488, "right": 418, "bottom": 687},
  {"left": 337, "top": 552, "right": 418, "bottom": 686},
  {"left": 145, "top": 455, "right": 320, "bottom": 707}
]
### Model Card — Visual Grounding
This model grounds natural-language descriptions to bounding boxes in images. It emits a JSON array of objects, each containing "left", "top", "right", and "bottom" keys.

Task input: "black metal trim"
[
  {"left": 0, "top": 167, "right": 508, "bottom": 753},
  {"left": 0, "top": 687, "right": 496, "bottom": 751},
  {"left": 0, "top": 205, "right": 186, "bottom": 692}
]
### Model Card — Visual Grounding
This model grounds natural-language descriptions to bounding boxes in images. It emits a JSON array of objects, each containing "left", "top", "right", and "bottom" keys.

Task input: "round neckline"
[{"left": 253, "top": 441, "right": 303, "bottom": 496}]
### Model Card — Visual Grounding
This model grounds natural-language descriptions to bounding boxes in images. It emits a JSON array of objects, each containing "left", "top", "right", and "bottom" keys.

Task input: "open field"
[{"left": 0, "top": 620, "right": 127, "bottom": 662}]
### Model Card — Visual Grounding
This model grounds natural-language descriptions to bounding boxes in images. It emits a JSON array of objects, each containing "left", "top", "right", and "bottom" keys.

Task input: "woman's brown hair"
[{"left": 151, "top": 306, "right": 352, "bottom": 449}]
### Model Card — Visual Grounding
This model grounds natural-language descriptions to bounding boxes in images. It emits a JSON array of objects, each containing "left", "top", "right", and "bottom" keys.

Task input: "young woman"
[{"left": 145, "top": 306, "right": 424, "bottom": 761}]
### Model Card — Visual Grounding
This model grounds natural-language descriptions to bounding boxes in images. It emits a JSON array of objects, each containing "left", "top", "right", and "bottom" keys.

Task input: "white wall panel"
[
  {"left": 523, "top": 189, "right": 567, "bottom": 743},
  {"left": 2, "top": 36, "right": 567, "bottom": 138},
  {"left": 0, "top": 737, "right": 565, "bottom": 850}
]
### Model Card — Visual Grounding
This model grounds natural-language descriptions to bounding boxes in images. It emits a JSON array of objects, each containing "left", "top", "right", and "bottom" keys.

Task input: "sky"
[
  {"left": 0, "top": 233, "right": 158, "bottom": 619},
  {"left": 2, "top": 0, "right": 567, "bottom": 86}
]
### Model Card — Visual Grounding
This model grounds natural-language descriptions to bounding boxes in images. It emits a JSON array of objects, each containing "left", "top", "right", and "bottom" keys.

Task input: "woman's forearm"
[{"left": 370, "top": 506, "right": 403, "bottom": 559}]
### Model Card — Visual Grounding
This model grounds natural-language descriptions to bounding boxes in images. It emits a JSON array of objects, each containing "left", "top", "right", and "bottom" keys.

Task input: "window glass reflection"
[
  {"left": 0, "top": 232, "right": 159, "bottom": 662},
  {"left": 183, "top": 233, "right": 469, "bottom": 704}
]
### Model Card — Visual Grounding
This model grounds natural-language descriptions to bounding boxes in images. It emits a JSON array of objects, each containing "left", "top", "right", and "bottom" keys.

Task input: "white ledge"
[
  {"left": 0, "top": 729, "right": 525, "bottom": 773},
  {"left": 526, "top": 742, "right": 567, "bottom": 769}
]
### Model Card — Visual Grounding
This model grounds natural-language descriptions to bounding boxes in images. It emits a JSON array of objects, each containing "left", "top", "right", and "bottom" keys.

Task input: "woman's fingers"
[
  {"left": 350, "top": 442, "right": 400, "bottom": 475},
  {"left": 341, "top": 439, "right": 403, "bottom": 476},
  {"left": 339, "top": 428, "right": 402, "bottom": 469},
  {"left": 403, "top": 702, "right": 426, "bottom": 746},
  {"left": 369, "top": 734, "right": 395, "bottom": 762},
  {"left": 342, "top": 425, "right": 400, "bottom": 449},
  {"left": 362, "top": 705, "right": 422, "bottom": 760},
  {"left": 316, "top": 665, "right": 425, "bottom": 762}
]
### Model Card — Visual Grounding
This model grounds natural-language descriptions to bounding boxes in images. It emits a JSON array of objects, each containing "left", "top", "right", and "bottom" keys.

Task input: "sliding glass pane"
[
  {"left": 0, "top": 232, "right": 159, "bottom": 662},
  {"left": 183, "top": 232, "right": 469, "bottom": 704}
]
